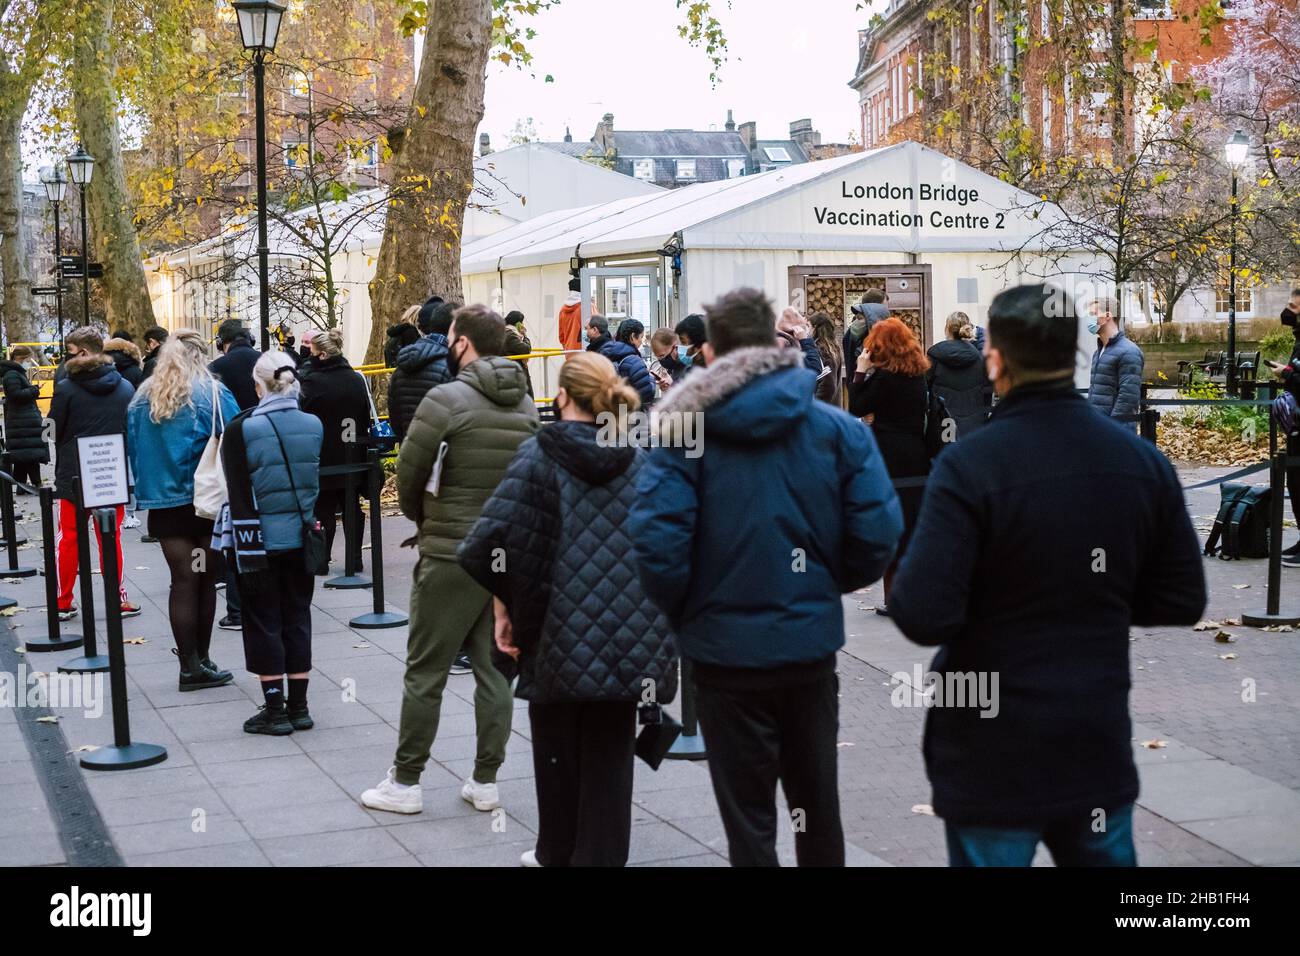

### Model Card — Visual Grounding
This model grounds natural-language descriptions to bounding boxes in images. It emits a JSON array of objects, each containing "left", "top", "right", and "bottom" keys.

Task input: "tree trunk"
[
  {"left": 0, "top": 80, "right": 37, "bottom": 346},
  {"left": 365, "top": 0, "right": 491, "bottom": 363},
  {"left": 69, "top": 0, "right": 155, "bottom": 340}
]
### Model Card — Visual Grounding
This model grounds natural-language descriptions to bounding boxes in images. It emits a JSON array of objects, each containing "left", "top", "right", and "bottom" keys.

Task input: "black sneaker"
[
  {"left": 287, "top": 704, "right": 314, "bottom": 731},
  {"left": 874, "top": 604, "right": 891, "bottom": 617},
  {"left": 218, "top": 614, "right": 242, "bottom": 631},
  {"left": 201, "top": 658, "right": 233, "bottom": 683},
  {"left": 244, "top": 706, "right": 293, "bottom": 736},
  {"left": 141, "top": 534, "right": 159, "bottom": 544},
  {"left": 1283, "top": 552, "right": 1300, "bottom": 569},
  {"left": 449, "top": 654, "right": 472, "bottom": 676},
  {"left": 175, "top": 649, "right": 234, "bottom": 692},
  {"left": 1282, "top": 541, "right": 1300, "bottom": 558}
]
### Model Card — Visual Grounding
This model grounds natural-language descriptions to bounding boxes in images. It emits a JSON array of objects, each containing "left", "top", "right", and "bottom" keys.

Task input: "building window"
[
  {"left": 358, "top": 141, "right": 379, "bottom": 169},
  {"left": 727, "top": 158, "right": 746, "bottom": 178},
  {"left": 632, "top": 158, "right": 655, "bottom": 181},
  {"left": 763, "top": 147, "right": 791, "bottom": 163},
  {"left": 907, "top": 59, "right": 915, "bottom": 115},
  {"left": 1134, "top": 0, "right": 1174, "bottom": 17},
  {"left": 1215, "top": 277, "right": 1254, "bottom": 317},
  {"left": 289, "top": 70, "right": 311, "bottom": 98},
  {"left": 675, "top": 159, "right": 697, "bottom": 181}
]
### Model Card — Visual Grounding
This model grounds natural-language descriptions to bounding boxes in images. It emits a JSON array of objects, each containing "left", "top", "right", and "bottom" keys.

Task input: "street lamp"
[
  {"left": 66, "top": 143, "right": 94, "bottom": 331},
  {"left": 40, "top": 166, "right": 68, "bottom": 351},
  {"left": 232, "top": 0, "right": 286, "bottom": 352},
  {"left": 1224, "top": 128, "right": 1250, "bottom": 397}
]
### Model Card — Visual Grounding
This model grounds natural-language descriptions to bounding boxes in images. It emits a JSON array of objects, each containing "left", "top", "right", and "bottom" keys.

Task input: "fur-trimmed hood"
[
  {"left": 103, "top": 337, "right": 142, "bottom": 364},
  {"left": 655, "top": 346, "right": 812, "bottom": 445},
  {"left": 64, "top": 352, "right": 124, "bottom": 395}
]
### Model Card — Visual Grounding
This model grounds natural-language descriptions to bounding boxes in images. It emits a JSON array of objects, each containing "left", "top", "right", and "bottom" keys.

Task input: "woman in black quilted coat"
[
  {"left": 1, "top": 347, "right": 50, "bottom": 490},
  {"left": 458, "top": 351, "right": 677, "bottom": 868}
]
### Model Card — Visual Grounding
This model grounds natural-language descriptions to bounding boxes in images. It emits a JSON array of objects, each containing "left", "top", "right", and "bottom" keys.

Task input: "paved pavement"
[{"left": 0, "top": 465, "right": 1297, "bottom": 867}]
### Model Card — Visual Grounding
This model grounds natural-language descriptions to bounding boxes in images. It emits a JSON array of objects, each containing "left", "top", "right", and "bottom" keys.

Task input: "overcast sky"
[{"left": 476, "top": 0, "right": 874, "bottom": 151}]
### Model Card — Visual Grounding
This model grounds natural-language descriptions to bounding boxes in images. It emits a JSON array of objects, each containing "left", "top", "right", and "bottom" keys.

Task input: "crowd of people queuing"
[{"left": 1, "top": 270, "right": 1297, "bottom": 869}]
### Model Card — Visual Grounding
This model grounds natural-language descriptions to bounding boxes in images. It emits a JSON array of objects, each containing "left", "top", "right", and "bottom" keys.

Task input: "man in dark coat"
[
  {"left": 141, "top": 326, "right": 168, "bottom": 380},
  {"left": 584, "top": 314, "right": 611, "bottom": 353},
  {"left": 628, "top": 287, "right": 903, "bottom": 867},
  {"left": 1086, "top": 294, "right": 1144, "bottom": 424},
  {"left": 208, "top": 319, "right": 261, "bottom": 411},
  {"left": 843, "top": 288, "right": 889, "bottom": 371},
  {"left": 49, "top": 328, "right": 139, "bottom": 619},
  {"left": 388, "top": 299, "right": 456, "bottom": 442},
  {"left": 890, "top": 284, "right": 1207, "bottom": 867},
  {"left": 103, "top": 337, "right": 144, "bottom": 389}
]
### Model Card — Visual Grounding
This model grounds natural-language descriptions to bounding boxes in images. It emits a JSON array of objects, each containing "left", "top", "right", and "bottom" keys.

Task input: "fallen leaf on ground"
[
  {"left": 353, "top": 642, "right": 371, "bottom": 649},
  {"left": 1219, "top": 653, "right": 1238, "bottom": 660},
  {"left": 68, "top": 745, "right": 99, "bottom": 754},
  {"left": 1262, "top": 625, "right": 1295, "bottom": 633},
  {"left": 911, "top": 804, "right": 935, "bottom": 816},
  {"left": 1192, "top": 620, "right": 1220, "bottom": 631},
  {"left": 36, "top": 715, "right": 59, "bottom": 724},
  {"left": 133, "top": 566, "right": 150, "bottom": 571},
  {"left": 0, "top": 606, "right": 25, "bottom": 616},
  {"left": 836, "top": 741, "right": 854, "bottom": 748},
  {"left": 1214, "top": 631, "right": 1236, "bottom": 643},
  {"left": 1222, "top": 617, "right": 1242, "bottom": 626},
  {"left": 123, "top": 638, "right": 148, "bottom": 645},
  {"left": 1232, "top": 584, "right": 1251, "bottom": 590},
  {"left": 1140, "top": 739, "right": 1167, "bottom": 749}
]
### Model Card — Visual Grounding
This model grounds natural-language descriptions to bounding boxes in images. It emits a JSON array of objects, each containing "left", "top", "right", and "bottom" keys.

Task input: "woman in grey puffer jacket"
[{"left": 458, "top": 352, "right": 677, "bottom": 868}]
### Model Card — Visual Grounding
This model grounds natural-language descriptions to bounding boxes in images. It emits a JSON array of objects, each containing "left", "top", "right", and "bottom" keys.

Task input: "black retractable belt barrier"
[
  {"left": 58, "top": 477, "right": 109, "bottom": 674},
  {"left": 0, "top": 470, "right": 37, "bottom": 577},
  {"left": 324, "top": 459, "right": 371, "bottom": 590},
  {"left": 25, "top": 486, "right": 82, "bottom": 652},
  {"left": 79, "top": 507, "right": 167, "bottom": 771},
  {"left": 350, "top": 449, "right": 408, "bottom": 629},
  {"left": 1242, "top": 450, "right": 1300, "bottom": 628},
  {"left": 665, "top": 658, "right": 706, "bottom": 761}
]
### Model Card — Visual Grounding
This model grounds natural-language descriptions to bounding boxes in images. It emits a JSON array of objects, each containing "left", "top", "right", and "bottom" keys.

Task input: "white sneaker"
[
  {"left": 461, "top": 778, "right": 500, "bottom": 811},
  {"left": 360, "top": 767, "right": 422, "bottom": 814},
  {"left": 520, "top": 849, "right": 541, "bottom": 867},
  {"left": 121, "top": 514, "right": 141, "bottom": 529}
]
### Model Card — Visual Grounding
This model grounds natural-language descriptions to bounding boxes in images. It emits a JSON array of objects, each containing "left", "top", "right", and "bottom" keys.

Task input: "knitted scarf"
[{"left": 219, "top": 408, "right": 269, "bottom": 579}]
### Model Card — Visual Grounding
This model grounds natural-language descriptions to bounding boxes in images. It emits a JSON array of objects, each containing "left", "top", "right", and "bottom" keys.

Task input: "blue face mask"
[
  {"left": 677, "top": 345, "right": 691, "bottom": 365},
  {"left": 1087, "top": 322, "right": 1100, "bottom": 336}
]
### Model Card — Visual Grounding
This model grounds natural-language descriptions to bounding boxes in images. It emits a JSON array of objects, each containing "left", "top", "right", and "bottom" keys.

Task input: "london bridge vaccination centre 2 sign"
[{"left": 814, "top": 179, "right": 1009, "bottom": 233}]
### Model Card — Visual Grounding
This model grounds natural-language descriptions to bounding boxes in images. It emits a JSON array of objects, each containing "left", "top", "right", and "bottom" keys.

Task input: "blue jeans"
[{"left": 945, "top": 803, "right": 1136, "bottom": 867}]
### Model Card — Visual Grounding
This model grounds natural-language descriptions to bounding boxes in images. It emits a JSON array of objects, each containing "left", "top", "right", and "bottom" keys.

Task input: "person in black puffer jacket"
[
  {"left": 1, "top": 347, "right": 50, "bottom": 490},
  {"left": 384, "top": 305, "right": 423, "bottom": 368},
  {"left": 459, "top": 351, "right": 676, "bottom": 868},
  {"left": 209, "top": 319, "right": 261, "bottom": 411},
  {"left": 104, "top": 337, "right": 144, "bottom": 389},
  {"left": 599, "top": 318, "right": 656, "bottom": 408},
  {"left": 927, "top": 312, "right": 991, "bottom": 439},
  {"left": 299, "top": 328, "right": 371, "bottom": 574},
  {"left": 141, "top": 326, "right": 168, "bottom": 381},
  {"left": 388, "top": 299, "right": 456, "bottom": 441}
]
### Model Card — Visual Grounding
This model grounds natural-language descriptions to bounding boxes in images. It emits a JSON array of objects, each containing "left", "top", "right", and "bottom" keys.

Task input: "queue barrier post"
[
  {"left": 1241, "top": 451, "right": 1300, "bottom": 627},
  {"left": 665, "top": 658, "right": 706, "bottom": 761},
  {"left": 79, "top": 507, "right": 167, "bottom": 771},
  {"left": 325, "top": 460, "right": 371, "bottom": 590},
  {"left": 350, "top": 450, "right": 408, "bottom": 630},
  {"left": 0, "top": 470, "right": 37, "bottom": 577},
  {"left": 59, "top": 477, "right": 109, "bottom": 674},
  {"left": 25, "top": 486, "right": 82, "bottom": 652},
  {"left": 0, "top": 464, "right": 28, "bottom": 549}
]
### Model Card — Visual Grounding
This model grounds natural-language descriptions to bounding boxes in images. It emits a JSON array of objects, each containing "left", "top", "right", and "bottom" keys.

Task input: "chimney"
[
  {"left": 594, "top": 112, "right": 615, "bottom": 151},
  {"left": 479, "top": 132, "right": 492, "bottom": 156},
  {"left": 789, "top": 119, "right": 821, "bottom": 151},
  {"left": 725, "top": 109, "right": 735, "bottom": 132},
  {"left": 738, "top": 120, "right": 757, "bottom": 151},
  {"left": 564, "top": 125, "right": 573, "bottom": 143}
]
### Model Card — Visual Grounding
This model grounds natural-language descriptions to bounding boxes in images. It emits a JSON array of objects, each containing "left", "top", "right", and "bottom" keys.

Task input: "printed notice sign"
[{"left": 76, "top": 434, "right": 129, "bottom": 508}]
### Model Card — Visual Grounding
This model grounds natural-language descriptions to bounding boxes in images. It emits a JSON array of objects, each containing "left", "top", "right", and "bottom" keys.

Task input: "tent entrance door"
[
  {"left": 580, "top": 265, "right": 661, "bottom": 335},
  {"left": 788, "top": 265, "right": 933, "bottom": 349}
]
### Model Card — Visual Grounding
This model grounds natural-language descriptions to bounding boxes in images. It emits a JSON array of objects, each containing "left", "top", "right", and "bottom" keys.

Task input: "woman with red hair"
[{"left": 848, "top": 317, "right": 930, "bottom": 614}]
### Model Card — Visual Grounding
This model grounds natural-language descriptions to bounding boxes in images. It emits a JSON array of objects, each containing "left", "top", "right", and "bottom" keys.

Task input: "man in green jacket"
[{"left": 361, "top": 305, "right": 539, "bottom": 815}]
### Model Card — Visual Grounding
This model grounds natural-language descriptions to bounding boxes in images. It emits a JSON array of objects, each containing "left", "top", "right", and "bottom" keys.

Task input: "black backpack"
[{"left": 1204, "top": 483, "right": 1271, "bottom": 560}]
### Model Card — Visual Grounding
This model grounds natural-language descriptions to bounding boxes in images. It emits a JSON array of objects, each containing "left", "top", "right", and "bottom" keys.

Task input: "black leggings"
[
  {"left": 159, "top": 536, "right": 221, "bottom": 661},
  {"left": 315, "top": 486, "right": 364, "bottom": 570},
  {"left": 9, "top": 461, "right": 41, "bottom": 491},
  {"left": 1288, "top": 431, "right": 1300, "bottom": 529}
]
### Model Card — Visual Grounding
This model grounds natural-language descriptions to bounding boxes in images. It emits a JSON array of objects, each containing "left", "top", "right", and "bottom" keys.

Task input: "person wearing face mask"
[
  {"left": 649, "top": 327, "right": 687, "bottom": 388},
  {"left": 1086, "top": 295, "right": 1144, "bottom": 426},
  {"left": 596, "top": 318, "right": 656, "bottom": 408},
  {"left": 0, "top": 346, "right": 50, "bottom": 492},
  {"left": 890, "top": 284, "right": 1206, "bottom": 867},
  {"left": 674, "top": 314, "right": 708, "bottom": 375},
  {"left": 361, "top": 305, "right": 539, "bottom": 816}
]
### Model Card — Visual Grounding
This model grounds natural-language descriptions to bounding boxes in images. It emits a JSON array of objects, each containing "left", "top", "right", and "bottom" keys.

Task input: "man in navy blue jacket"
[
  {"left": 890, "top": 284, "right": 1206, "bottom": 866},
  {"left": 629, "top": 287, "right": 903, "bottom": 867}
]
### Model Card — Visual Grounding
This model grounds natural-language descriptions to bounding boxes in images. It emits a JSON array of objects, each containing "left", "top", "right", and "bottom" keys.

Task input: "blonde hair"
[
  {"left": 136, "top": 329, "right": 213, "bottom": 423},
  {"left": 558, "top": 352, "right": 640, "bottom": 416},
  {"left": 253, "top": 349, "right": 301, "bottom": 399},
  {"left": 945, "top": 311, "right": 975, "bottom": 341},
  {"left": 313, "top": 327, "right": 345, "bottom": 360},
  {"left": 400, "top": 304, "right": 421, "bottom": 326}
]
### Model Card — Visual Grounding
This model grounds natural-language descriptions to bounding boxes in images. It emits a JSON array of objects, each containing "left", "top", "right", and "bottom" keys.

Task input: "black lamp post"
[
  {"left": 40, "top": 166, "right": 68, "bottom": 351},
  {"left": 1224, "top": 128, "right": 1250, "bottom": 397},
  {"left": 232, "top": 0, "right": 286, "bottom": 352},
  {"left": 66, "top": 144, "right": 94, "bottom": 330}
]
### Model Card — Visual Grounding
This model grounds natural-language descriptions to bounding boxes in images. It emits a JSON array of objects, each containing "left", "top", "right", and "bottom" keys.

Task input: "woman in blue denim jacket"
[{"left": 127, "top": 329, "right": 240, "bottom": 693}]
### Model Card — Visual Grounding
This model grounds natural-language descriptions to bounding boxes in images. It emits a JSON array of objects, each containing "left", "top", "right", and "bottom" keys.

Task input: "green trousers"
[{"left": 393, "top": 555, "right": 513, "bottom": 786}]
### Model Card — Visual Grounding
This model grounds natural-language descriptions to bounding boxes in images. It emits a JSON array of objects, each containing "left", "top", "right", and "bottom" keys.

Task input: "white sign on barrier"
[{"left": 76, "top": 434, "right": 129, "bottom": 508}]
